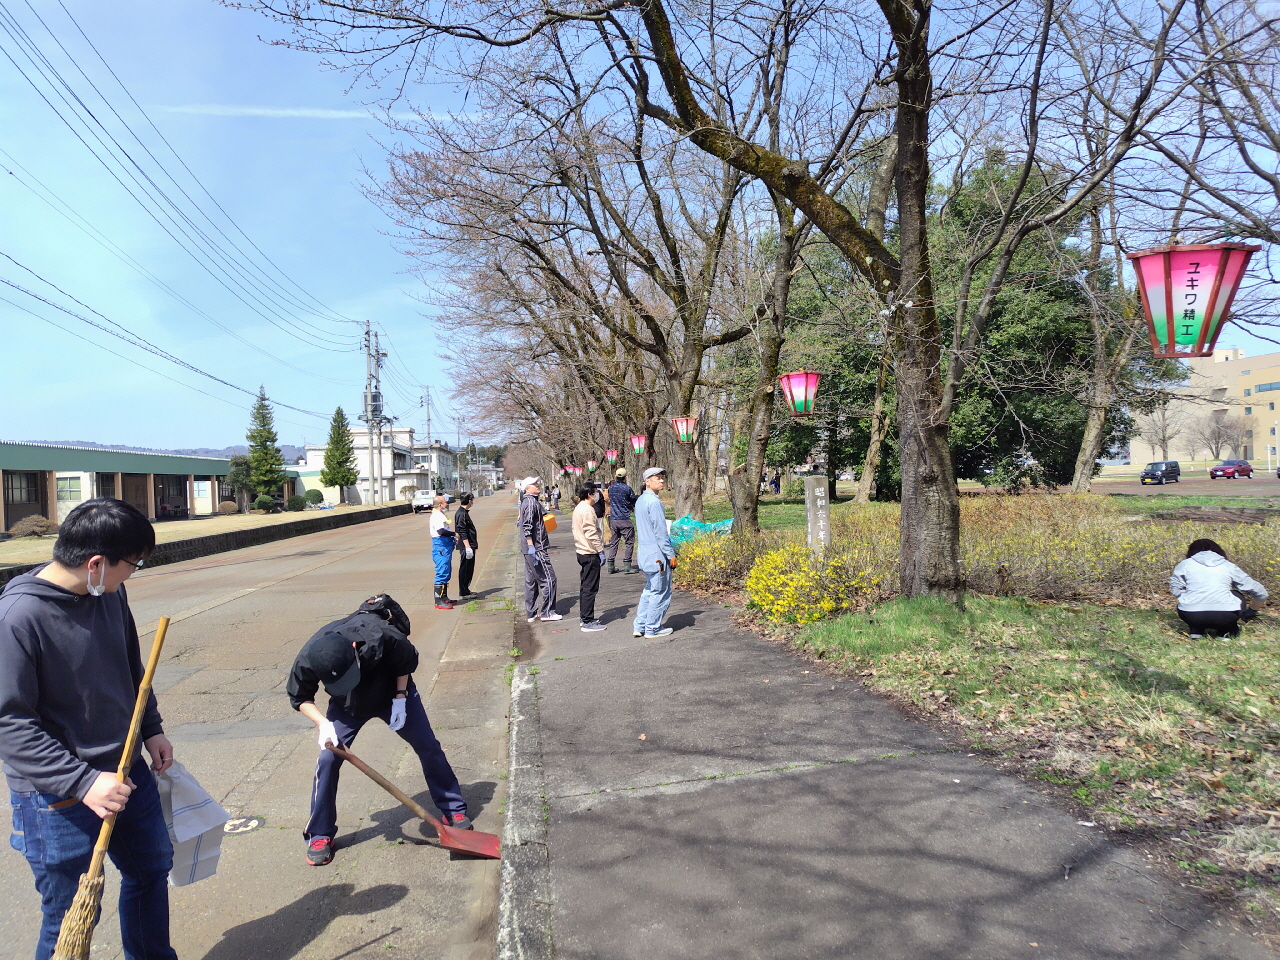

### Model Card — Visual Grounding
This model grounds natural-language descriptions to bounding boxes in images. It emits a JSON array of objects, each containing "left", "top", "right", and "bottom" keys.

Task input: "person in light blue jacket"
[{"left": 632, "top": 467, "right": 677, "bottom": 638}]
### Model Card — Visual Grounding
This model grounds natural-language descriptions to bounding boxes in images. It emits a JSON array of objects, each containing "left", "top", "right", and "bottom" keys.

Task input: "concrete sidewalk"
[{"left": 501, "top": 516, "right": 1272, "bottom": 959}]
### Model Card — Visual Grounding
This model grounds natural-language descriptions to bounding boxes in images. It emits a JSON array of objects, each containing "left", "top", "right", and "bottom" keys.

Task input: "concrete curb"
[
  {"left": 0, "top": 503, "right": 411, "bottom": 588},
  {"left": 497, "top": 664, "right": 554, "bottom": 960}
]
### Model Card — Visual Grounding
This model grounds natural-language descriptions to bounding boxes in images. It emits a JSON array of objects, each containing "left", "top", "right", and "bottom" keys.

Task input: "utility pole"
[
  {"left": 373, "top": 330, "right": 388, "bottom": 503},
  {"left": 359, "top": 320, "right": 378, "bottom": 505},
  {"left": 420, "top": 388, "right": 433, "bottom": 489}
]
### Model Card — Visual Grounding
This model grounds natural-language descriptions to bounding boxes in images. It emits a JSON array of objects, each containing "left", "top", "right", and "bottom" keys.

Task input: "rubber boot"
[
  {"left": 435, "top": 585, "right": 455, "bottom": 610},
  {"left": 623, "top": 563, "right": 639, "bottom": 575},
  {"left": 608, "top": 561, "right": 618, "bottom": 575}
]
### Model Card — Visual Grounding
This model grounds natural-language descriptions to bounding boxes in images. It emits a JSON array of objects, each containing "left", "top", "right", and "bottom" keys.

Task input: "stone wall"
[{"left": 0, "top": 504, "right": 411, "bottom": 589}]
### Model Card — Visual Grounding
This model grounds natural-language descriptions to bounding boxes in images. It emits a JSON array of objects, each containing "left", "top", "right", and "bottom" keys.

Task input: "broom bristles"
[{"left": 50, "top": 870, "right": 104, "bottom": 960}]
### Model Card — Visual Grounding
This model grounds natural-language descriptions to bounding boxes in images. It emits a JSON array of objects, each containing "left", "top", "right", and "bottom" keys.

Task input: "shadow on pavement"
[{"left": 197, "top": 883, "right": 408, "bottom": 960}]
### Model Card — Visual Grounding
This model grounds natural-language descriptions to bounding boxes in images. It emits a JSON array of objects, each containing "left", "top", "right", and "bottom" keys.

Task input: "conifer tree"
[
  {"left": 320, "top": 406, "right": 359, "bottom": 503},
  {"left": 247, "top": 387, "right": 286, "bottom": 495}
]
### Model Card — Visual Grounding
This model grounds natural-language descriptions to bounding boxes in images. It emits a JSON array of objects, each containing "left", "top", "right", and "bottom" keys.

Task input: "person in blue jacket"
[
  {"left": 605, "top": 468, "right": 638, "bottom": 575},
  {"left": 632, "top": 467, "right": 677, "bottom": 638}
]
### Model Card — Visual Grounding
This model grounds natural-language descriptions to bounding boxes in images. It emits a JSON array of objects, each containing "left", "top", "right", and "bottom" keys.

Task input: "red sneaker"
[
  {"left": 440, "top": 811, "right": 473, "bottom": 831},
  {"left": 306, "top": 837, "right": 333, "bottom": 866}
]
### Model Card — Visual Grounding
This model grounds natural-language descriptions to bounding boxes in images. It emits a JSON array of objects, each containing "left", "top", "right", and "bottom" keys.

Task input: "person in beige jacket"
[{"left": 572, "top": 484, "right": 607, "bottom": 632}]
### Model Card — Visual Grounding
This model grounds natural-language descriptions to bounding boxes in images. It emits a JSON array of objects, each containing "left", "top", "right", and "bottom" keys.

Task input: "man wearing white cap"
[
  {"left": 518, "top": 477, "right": 560, "bottom": 622},
  {"left": 632, "top": 467, "right": 676, "bottom": 638}
]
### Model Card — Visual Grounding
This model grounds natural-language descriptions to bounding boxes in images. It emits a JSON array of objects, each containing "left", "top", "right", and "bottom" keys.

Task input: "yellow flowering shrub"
[
  {"left": 688, "top": 494, "right": 1279, "bottom": 622},
  {"left": 745, "top": 544, "right": 882, "bottom": 624}
]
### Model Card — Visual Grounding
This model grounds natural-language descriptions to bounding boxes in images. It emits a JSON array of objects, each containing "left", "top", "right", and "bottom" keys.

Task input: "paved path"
[
  {"left": 0, "top": 493, "right": 519, "bottom": 960},
  {"left": 506, "top": 515, "right": 1273, "bottom": 959}
]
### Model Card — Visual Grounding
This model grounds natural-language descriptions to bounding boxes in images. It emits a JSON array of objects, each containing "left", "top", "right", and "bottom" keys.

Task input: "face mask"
[{"left": 86, "top": 563, "right": 107, "bottom": 597}]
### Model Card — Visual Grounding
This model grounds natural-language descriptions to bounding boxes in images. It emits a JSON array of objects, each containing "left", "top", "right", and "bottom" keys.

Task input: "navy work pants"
[{"left": 306, "top": 690, "right": 465, "bottom": 841}]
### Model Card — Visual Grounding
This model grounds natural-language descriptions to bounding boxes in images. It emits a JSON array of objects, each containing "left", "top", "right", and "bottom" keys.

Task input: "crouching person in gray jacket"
[
  {"left": 1170, "top": 537, "right": 1269, "bottom": 638},
  {"left": 0, "top": 499, "right": 177, "bottom": 960}
]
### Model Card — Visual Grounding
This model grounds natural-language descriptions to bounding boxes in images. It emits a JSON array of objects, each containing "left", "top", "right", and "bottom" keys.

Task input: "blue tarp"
[{"left": 669, "top": 514, "right": 734, "bottom": 550}]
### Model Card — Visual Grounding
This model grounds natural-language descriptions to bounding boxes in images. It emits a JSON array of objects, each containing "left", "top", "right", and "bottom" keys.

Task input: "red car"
[{"left": 1209, "top": 459, "right": 1254, "bottom": 479}]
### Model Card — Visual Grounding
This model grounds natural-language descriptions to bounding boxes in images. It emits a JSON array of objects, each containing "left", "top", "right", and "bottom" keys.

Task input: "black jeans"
[
  {"left": 1178, "top": 608, "right": 1242, "bottom": 636},
  {"left": 458, "top": 550, "right": 476, "bottom": 594},
  {"left": 577, "top": 553, "right": 601, "bottom": 621}
]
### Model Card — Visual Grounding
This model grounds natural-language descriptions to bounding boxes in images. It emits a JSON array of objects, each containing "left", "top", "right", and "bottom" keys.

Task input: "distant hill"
[{"left": 34, "top": 441, "right": 307, "bottom": 463}]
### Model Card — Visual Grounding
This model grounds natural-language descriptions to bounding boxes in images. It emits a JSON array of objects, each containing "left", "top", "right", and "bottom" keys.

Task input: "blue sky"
[{"left": 0, "top": 0, "right": 462, "bottom": 451}]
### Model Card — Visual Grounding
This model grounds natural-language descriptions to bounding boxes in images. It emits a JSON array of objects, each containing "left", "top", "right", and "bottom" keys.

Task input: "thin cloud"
[{"left": 156, "top": 104, "right": 399, "bottom": 120}]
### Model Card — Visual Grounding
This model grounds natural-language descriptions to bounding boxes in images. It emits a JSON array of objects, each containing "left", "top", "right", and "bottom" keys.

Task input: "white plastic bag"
[{"left": 156, "top": 761, "right": 230, "bottom": 886}]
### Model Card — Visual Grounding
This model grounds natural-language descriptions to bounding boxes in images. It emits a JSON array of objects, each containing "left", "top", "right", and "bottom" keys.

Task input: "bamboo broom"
[{"left": 52, "top": 616, "right": 171, "bottom": 960}]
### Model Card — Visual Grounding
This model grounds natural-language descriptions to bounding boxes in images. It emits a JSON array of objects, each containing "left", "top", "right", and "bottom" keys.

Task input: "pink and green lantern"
[
  {"left": 669, "top": 416, "right": 698, "bottom": 444},
  {"left": 587, "top": 460, "right": 597, "bottom": 472},
  {"left": 605, "top": 449, "right": 619, "bottom": 465},
  {"left": 777, "top": 369, "right": 821, "bottom": 417},
  {"left": 629, "top": 434, "right": 646, "bottom": 456},
  {"left": 1128, "top": 242, "right": 1260, "bottom": 359}
]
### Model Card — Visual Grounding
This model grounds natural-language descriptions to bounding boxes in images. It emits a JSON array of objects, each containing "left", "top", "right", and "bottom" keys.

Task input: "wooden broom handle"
[
  {"left": 86, "top": 617, "right": 171, "bottom": 877},
  {"left": 327, "top": 743, "right": 444, "bottom": 829}
]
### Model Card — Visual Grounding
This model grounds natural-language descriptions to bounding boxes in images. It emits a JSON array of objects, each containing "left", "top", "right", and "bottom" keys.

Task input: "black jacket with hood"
[
  {"left": 0, "top": 568, "right": 163, "bottom": 799},
  {"left": 287, "top": 603, "right": 420, "bottom": 719}
]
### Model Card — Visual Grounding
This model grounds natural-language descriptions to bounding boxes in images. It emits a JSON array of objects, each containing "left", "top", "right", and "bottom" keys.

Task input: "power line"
[
  {"left": 0, "top": 249, "right": 329, "bottom": 419},
  {"left": 0, "top": 2, "right": 362, "bottom": 353},
  {"left": 0, "top": 147, "right": 355, "bottom": 385},
  {"left": 50, "top": 0, "right": 363, "bottom": 332}
]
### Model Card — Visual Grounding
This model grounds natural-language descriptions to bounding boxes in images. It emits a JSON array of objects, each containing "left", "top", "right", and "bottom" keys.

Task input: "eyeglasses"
[{"left": 121, "top": 558, "right": 147, "bottom": 571}]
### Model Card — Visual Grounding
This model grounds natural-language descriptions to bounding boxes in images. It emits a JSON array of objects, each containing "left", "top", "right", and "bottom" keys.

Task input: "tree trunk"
[
  {"left": 670, "top": 436, "right": 704, "bottom": 519},
  {"left": 890, "top": 12, "right": 964, "bottom": 601},
  {"left": 1070, "top": 397, "right": 1110, "bottom": 493},
  {"left": 855, "top": 353, "right": 890, "bottom": 502},
  {"left": 728, "top": 205, "right": 795, "bottom": 532}
]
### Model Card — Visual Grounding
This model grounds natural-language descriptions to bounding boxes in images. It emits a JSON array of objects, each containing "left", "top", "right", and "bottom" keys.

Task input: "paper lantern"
[
  {"left": 629, "top": 434, "right": 646, "bottom": 455},
  {"left": 777, "top": 369, "right": 821, "bottom": 417},
  {"left": 587, "top": 460, "right": 597, "bottom": 472},
  {"left": 605, "top": 449, "right": 618, "bottom": 464},
  {"left": 1128, "top": 242, "right": 1260, "bottom": 358},
  {"left": 669, "top": 416, "right": 698, "bottom": 443}
]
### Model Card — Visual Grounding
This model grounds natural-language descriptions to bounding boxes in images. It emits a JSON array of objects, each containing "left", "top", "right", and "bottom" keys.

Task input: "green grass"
[{"left": 797, "top": 595, "right": 1280, "bottom": 865}]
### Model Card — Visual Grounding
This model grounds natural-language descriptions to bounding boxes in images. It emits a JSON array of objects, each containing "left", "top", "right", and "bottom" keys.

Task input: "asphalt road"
[
  {"left": 0, "top": 494, "right": 520, "bottom": 960},
  {"left": 1092, "top": 471, "right": 1280, "bottom": 496}
]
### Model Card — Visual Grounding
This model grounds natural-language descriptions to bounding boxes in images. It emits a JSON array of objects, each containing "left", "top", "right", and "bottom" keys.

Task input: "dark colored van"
[{"left": 1140, "top": 461, "right": 1181, "bottom": 485}]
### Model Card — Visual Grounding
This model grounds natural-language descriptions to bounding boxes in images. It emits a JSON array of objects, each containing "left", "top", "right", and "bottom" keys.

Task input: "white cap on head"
[
  {"left": 642, "top": 467, "right": 666, "bottom": 480},
  {"left": 519, "top": 476, "right": 541, "bottom": 489}
]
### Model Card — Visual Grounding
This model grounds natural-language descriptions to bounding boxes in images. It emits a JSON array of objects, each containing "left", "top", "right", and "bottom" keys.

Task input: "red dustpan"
[{"left": 327, "top": 744, "right": 501, "bottom": 859}]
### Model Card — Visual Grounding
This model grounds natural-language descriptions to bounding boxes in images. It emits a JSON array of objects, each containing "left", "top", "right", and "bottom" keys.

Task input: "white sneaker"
[
  {"left": 645, "top": 627, "right": 674, "bottom": 638},
  {"left": 527, "top": 616, "right": 537, "bottom": 623},
  {"left": 632, "top": 629, "right": 643, "bottom": 637},
  {"left": 540, "top": 613, "right": 563, "bottom": 622}
]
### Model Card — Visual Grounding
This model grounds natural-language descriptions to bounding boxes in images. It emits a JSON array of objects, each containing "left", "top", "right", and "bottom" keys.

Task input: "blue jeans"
[
  {"left": 305, "top": 689, "right": 466, "bottom": 841},
  {"left": 633, "top": 564, "right": 673, "bottom": 636},
  {"left": 10, "top": 770, "right": 177, "bottom": 960},
  {"left": 432, "top": 536, "right": 454, "bottom": 586}
]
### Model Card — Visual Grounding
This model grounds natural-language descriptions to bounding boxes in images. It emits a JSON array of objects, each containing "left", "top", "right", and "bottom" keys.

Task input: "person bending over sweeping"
[
  {"left": 288, "top": 594, "right": 470, "bottom": 866},
  {"left": 0, "top": 499, "right": 176, "bottom": 960}
]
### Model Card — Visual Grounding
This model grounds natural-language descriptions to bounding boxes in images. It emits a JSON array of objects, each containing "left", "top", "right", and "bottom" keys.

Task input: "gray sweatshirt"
[
  {"left": 0, "top": 568, "right": 163, "bottom": 799},
  {"left": 1170, "top": 551, "right": 1269, "bottom": 612}
]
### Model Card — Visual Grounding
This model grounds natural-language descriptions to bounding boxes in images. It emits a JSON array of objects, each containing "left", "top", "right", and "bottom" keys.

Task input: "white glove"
[
  {"left": 317, "top": 719, "right": 339, "bottom": 750},
  {"left": 389, "top": 696, "right": 407, "bottom": 732},
  {"left": 464, "top": 545, "right": 474, "bottom": 560},
  {"left": 598, "top": 551, "right": 606, "bottom": 566}
]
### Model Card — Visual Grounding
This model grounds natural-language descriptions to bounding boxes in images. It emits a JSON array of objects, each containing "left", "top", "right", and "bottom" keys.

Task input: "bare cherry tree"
[{"left": 240, "top": 0, "right": 1239, "bottom": 599}]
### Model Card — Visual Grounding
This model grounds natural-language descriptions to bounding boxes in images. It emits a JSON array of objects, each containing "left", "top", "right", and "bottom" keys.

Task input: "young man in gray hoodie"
[{"left": 0, "top": 498, "right": 177, "bottom": 960}]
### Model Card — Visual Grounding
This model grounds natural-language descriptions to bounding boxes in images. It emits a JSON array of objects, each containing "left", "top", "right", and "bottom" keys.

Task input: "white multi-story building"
[
  {"left": 413, "top": 442, "right": 456, "bottom": 490},
  {"left": 300, "top": 428, "right": 434, "bottom": 504}
]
